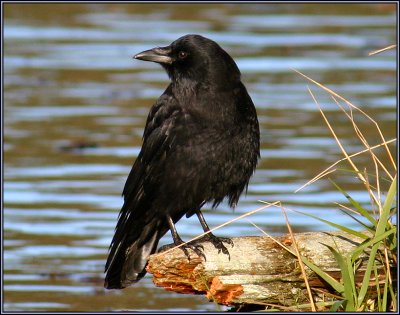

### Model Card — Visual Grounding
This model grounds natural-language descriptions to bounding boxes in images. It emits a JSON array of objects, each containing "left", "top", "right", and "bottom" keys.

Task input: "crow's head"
[{"left": 134, "top": 34, "right": 241, "bottom": 86}]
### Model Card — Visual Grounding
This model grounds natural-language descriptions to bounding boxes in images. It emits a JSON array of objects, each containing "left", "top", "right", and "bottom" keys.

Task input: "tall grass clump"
[{"left": 287, "top": 62, "right": 397, "bottom": 311}]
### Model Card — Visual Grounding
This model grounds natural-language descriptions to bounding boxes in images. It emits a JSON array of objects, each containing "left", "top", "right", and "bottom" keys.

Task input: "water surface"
[{"left": 3, "top": 3, "right": 397, "bottom": 311}]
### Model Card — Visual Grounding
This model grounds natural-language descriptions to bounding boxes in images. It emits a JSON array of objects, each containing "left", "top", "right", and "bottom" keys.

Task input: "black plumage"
[{"left": 104, "top": 34, "right": 260, "bottom": 289}]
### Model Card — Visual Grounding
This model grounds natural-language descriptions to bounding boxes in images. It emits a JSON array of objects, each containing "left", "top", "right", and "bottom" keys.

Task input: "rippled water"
[{"left": 3, "top": 3, "right": 397, "bottom": 311}]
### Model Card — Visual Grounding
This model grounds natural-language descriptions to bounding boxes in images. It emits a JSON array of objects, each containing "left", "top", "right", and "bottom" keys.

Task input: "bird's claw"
[
  {"left": 198, "top": 233, "right": 233, "bottom": 260},
  {"left": 157, "top": 240, "right": 206, "bottom": 261},
  {"left": 184, "top": 242, "right": 206, "bottom": 260},
  {"left": 158, "top": 232, "right": 232, "bottom": 261}
]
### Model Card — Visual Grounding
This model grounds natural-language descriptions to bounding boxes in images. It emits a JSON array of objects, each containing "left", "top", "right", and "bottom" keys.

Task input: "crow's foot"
[
  {"left": 158, "top": 240, "right": 205, "bottom": 260},
  {"left": 196, "top": 233, "right": 233, "bottom": 260}
]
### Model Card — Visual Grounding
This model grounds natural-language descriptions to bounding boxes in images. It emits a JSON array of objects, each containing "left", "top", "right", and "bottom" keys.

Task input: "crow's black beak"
[{"left": 134, "top": 46, "right": 173, "bottom": 65}]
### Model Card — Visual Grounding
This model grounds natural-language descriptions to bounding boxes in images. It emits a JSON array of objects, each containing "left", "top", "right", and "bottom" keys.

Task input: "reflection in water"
[{"left": 3, "top": 3, "right": 396, "bottom": 312}]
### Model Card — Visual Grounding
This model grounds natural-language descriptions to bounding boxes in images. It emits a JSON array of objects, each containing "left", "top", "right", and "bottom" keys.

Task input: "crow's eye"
[{"left": 178, "top": 51, "right": 188, "bottom": 59}]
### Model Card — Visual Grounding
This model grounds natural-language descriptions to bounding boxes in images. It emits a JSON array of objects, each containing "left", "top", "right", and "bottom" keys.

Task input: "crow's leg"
[
  {"left": 194, "top": 209, "right": 233, "bottom": 259},
  {"left": 157, "top": 215, "right": 205, "bottom": 260}
]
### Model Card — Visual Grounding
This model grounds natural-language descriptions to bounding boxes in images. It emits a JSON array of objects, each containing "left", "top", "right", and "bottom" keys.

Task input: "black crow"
[{"left": 105, "top": 34, "right": 260, "bottom": 289}]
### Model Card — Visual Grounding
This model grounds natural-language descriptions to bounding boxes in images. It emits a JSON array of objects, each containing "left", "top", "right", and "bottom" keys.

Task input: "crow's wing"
[{"left": 105, "top": 89, "right": 182, "bottom": 276}]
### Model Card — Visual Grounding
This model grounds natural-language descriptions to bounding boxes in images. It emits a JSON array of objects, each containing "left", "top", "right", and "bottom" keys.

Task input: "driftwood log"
[{"left": 146, "top": 230, "right": 389, "bottom": 308}]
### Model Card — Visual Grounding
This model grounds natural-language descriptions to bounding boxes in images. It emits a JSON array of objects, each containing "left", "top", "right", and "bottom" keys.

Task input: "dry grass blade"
[
  {"left": 373, "top": 156, "right": 382, "bottom": 213},
  {"left": 295, "top": 139, "right": 395, "bottom": 193},
  {"left": 334, "top": 202, "right": 365, "bottom": 216},
  {"left": 333, "top": 100, "right": 390, "bottom": 212},
  {"left": 296, "top": 168, "right": 337, "bottom": 191},
  {"left": 292, "top": 69, "right": 396, "bottom": 171},
  {"left": 306, "top": 87, "right": 381, "bottom": 207},
  {"left": 383, "top": 247, "right": 393, "bottom": 286},
  {"left": 250, "top": 203, "right": 319, "bottom": 311},
  {"left": 247, "top": 219, "right": 295, "bottom": 255},
  {"left": 247, "top": 219, "right": 321, "bottom": 311},
  {"left": 154, "top": 201, "right": 280, "bottom": 257},
  {"left": 328, "top": 95, "right": 388, "bottom": 213},
  {"left": 280, "top": 204, "right": 317, "bottom": 312},
  {"left": 363, "top": 168, "right": 379, "bottom": 217},
  {"left": 330, "top": 96, "right": 393, "bottom": 181},
  {"left": 368, "top": 45, "right": 396, "bottom": 56}
]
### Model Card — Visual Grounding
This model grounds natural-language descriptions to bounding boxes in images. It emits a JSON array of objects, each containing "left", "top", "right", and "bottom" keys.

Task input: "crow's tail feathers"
[{"left": 104, "top": 219, "right": 163, "bottom": 289}]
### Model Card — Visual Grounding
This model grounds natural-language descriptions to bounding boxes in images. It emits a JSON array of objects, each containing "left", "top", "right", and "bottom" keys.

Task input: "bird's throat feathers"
[{"left": 163, "top": 61, "right": 241, "bottom": 93}]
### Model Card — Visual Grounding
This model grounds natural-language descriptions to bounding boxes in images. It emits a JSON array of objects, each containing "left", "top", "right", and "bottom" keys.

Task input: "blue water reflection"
[{"left": 4, "top": 3, "right": 396, "bottom": 312}]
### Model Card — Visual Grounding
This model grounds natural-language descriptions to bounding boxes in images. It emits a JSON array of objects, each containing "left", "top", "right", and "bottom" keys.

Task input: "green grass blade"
[
  {"left": 381, "top": 285, "right": 388, "bottom": 312},
  {"left": 376, "top": 176, "right": 397, "bottom": 235},
  {"left": 377, "top": 265, "right": 383, "bottom": 311},
  {"left": 374, "top": 265, "right": 382, "bottom": 311},
  {"left": 330, "top": 180, "right": 377, "bottom": 225},
  {"left": 324, "top": 244, "right": 356, "bottom": 310},
  {"left": 357, "top": 242, "right": 379, "bottom": 306},
  {"left": 338, "top": 208, "right": 375, "bottom": 232},
  {"left": 388, "top": 281, "right": 396, "bottom": 309},
  {"left": 351, "top": 228, "right": 396, "bottom": 262},
  {"left": 299, "top": 255, "right": 344, "bottom": 293},
  {"left": 357, "top": 176, "right": 396, "bottom": 306},
  {"left": 330, "top": 300, "right": 345, "bottom": 312},
  {"left": 291, "top": 209, "right": 368, "bottom": 239}
]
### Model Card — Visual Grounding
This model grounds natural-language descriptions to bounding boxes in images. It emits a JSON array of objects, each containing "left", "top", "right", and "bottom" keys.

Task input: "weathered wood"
[{"left": 146, "top": 230, "right": 388, "bottom": 307}]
